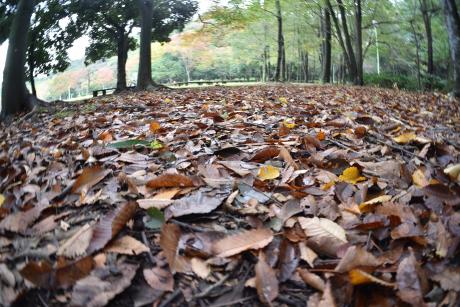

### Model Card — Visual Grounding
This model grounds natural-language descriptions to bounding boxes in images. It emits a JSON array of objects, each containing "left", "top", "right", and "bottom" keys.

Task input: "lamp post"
[{"left": 373, "top": 20, "right": 380, "bottom": 75}]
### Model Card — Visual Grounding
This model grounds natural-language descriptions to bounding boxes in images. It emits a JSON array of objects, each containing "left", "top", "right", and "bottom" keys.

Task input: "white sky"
[{"left": 0, "top": 0, "right": 217, "bottom": 83}]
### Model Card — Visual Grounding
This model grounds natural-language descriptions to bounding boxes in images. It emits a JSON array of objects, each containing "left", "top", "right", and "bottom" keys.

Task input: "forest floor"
[{"left": 1, "top": 84, "right": 460, "bottom": 307}]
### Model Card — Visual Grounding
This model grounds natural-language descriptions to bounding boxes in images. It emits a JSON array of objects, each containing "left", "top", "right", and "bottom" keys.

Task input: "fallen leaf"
[
  {"left": 147, "top": 173, "right": 195, "bottom": 189},
  {"left": 137, "top": 188, "right": 180, "bottom": 210},
  {"left": 298, "top": 268, "right": 325, "bottom": 291},
  {"left": 57, "top": 224, "right": 93, "bottom": 258},
  {"left": 339, "top": 167, "right": 366, "bottom": 184},
  {"left": 143, "top": 264, "right": 174, "bottom": 292},
  {"left": 349, "top": 269, "right": 395, "bottom": 287},
  {"left": 191, "top": 257, "right": 210, "bottom": 279},
  {"left": 72, "top": 166, "right": 110, "bottom": 194},
  {"left": 444, "top": 164, "right": 460, "bottom": 183},
  {"left": 431, "top": 267, "right": 460, "bottom": 291},
  {"left": 86, "top": 201, "right": 138, "bottom": 254},
  {"left": 70, "top": 262, "right": 138, "bottom": 307},
  {"left": 116, "top": 152, "right": 150, "bottom": 164},
  {"left": 283, "top": 118, "right": 296, "bottom": 129},
  {"left": 298, "top": 217, "right": 348, "bottom": 257},
  {"left": 149, "top": 121, "right": 161, "bottom": 133},
  {"left": 160, "top": 223, "right": 191, "bottom": 274},
  {"left": 335, "top": 246, "right": 382, "bottom": 273},
  {"left": 144, "top": 207, "right": 165, "bottom": 229},
  {"left": 278, "top": 240, "right": 299, "bottom": 282},
  {"left": 105, "top": 235, "right": 149, "bottom": 255},
  {"left": 278, "top": 146, "right": 299, "bottom": 170},
  {"left": 108, "top": 139, "right": 151, "bottom": 149},
  {"left": 0, "top": 198, "right": 49, "bottom": 233},
  {"left": 212, "top": 228, "right": 274, "bottom": 258},
  {"left": 0, "top": 194, "right": 4, "bottom": 208},
  {"left": 298, "top": 242, "right": 318, "bottom": 267},
  {"left": 258, "top": 165, "right": 280, "bottom": 181},
  {"left": 393, "top": 132, "right": 416, "bottom": 144},
  {"left": 316, "top": 131, "right": 326, "bottom": 141},
  {"left": 412, "top": 169, "right": 429, "bottom": 188},
  {"left": 396, "top": 251, "right": 426, "bottom": 306},
  {"left": 21, "top": 256, "right": 94, "bottom": 289},
  {"left": 251, "top": 146, "right": 280, "bottom": 163},
  {"left": 164, "top": 188, "right": 229, "bottom": 219},
  {"left": 255, "top": 253, "right": 279, "bottom": 304}
]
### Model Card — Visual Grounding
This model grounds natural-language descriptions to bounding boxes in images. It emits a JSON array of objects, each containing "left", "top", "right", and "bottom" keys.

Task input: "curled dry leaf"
[
  {"left": 105, "top": 235, "right": 149, "bottom": 255},
  {"left": 160, "top": 223, "right": 191, "bottom": 274},
  {"left": 298, "top": 217, "right": 347, "bottom": 257},
  {"left": 349, "top": 269, "right": 395, "bottom": 287},
  {"left": 278, "top": 240, "right": 300, "bottom": 282},
  {"left": 251, "top": 146, "right": 280, "bottom": 163},
  {"left": 335, "top": 246, "right": 382, "bottom": 273},
  {"left": 164, "top": 188, "right": 229, "bottom": 219},
  {"left": 143, "top": 265, "right": 174, "bottom": 292},
  {"left": 20, "top": 256, "right": 94, "bottom": 289},
  {"left": 255, "top": 253, "right": 279, "bottom": 305},
  {"left": 137, "top": 188, "right": 180, "bottom": 210},
  {"left": 0, "top": 198, "right": 49, "bottom": 233},
  {"left": 147, "top": 173, "right": 195, "bottom": 189},
  {"left": 444, "top": 164, "right": 460, "bottom": 183},
  {"left": 70, "top": 263, "right": 138, "bottom": 307},
  {"left": 71, "top": 166, "right": 110, "bottom": 194},
  {"left": 392, "top": 132, "right": 417, "bottom": 144},
  {"left": 86, "top": 201, "right": 138, "bottom": 254},
  {"left": 57, "top": 223, "right": 93, "bottom": 258},
  {"left": 278, "top": 146, "right": 299, "bottom": 170},
  {"left": 212, "top": 228, "right": 274, "bottom": 258},
  {"left": 298, "top": 268, "right": 325, "bottom": 291}
]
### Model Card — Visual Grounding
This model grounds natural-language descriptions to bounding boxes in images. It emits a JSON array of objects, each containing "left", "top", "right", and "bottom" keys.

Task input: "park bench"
[{"left": 92, "top": 86, "right": 135, "bottom": 97}]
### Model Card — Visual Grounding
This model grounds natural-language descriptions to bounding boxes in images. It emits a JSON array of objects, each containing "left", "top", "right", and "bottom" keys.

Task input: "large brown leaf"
[
  {"left": 396, "top": 251, "right": 427, "bottom": 306},
  {"left": 86, "top": 201, "right": 138, "bottom": 254},
  {"left": 159, "top": 223, "right": 191, "bottom": 274},
  {"left": 212, "top": 228, "right": 274, "bottom": 258},
  {"left": 71, "top": 166, "right": 110, "bottom": 194},
  {"left": 255, "top": 253, "right": 279, "bottom": 304},
  {"left": 146, "top": 173, "right": 195, "bottom": 189},
  {"left": 0, "top": 198, "right": 49, "bottom": 233}
]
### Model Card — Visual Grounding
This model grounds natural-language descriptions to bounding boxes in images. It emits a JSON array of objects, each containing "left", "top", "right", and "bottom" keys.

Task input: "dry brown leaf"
[
  {"left": 278, "top": 240, "right": 299, "bottom": 282},
  {"left": 159, "top": 223, "right": 191, "bottom": 274},
  {"left": 255, "top": 253, "right": 279, "bottom": 304},
  {"left": 396, "top": 251, "right": 426, "bottom": 306},
  {"left": 105, "top": 235, "right": 149, "bottom": 255},
  {"left": 212, "top": 228, "right": 274, "bottom": 258},
  {"left": 146, "top": 173, "right": 195, "bottom": 189},
  {"left": 0, "top": 198, "right": 49, "bottom": 233},
  {"left": 21, "top": 256, "right": 94, "bottom": 289},
  {"left": 278, "top": 146, "right": 299, "bottom": 170},
  {"left": 191, "top": 257, "right": 210, "bottom": 279},
  {"left": 298, "top": 242, "right": 318, "bottom": 267},
  {"left": 137, "top": 188, "right": 180, "bottom": 210},
  {"left": 164, "top": 189, "right": 229, "bottom": 219},
  {"left": 86, "top": 201, "right": 138, "bottom": 254},
  {"left": 349, "top": 269, "right": 395, "bottom": 287},
  {"left": 431, "top": 268, "right": 460, "bottom": 291},
  {"left": 57, "top": 224, "right": 93, "bottom": 258},
  {"left": 318, "top": 281, "right": 336, "bottom": 307},
  {"left": 335, "top": 246, "right": 382, "bottom": 273},
  {"left": 298, "top": 268, "right": 325, "bottom": 291},
  {"left": 72, "top": 166, "right": 110, "bottom": 194},
  {"left": 251, "top": 146, "right": 280, "bottom": 163},
  {"left": 71, "top": 262, "right": 138, "bottom": 307},
  {"left": 143, "top": 266, "right": 174, "bottom": 292}
]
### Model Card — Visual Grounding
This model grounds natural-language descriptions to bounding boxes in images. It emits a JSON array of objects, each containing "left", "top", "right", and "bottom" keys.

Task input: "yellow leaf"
[
  {"left": 316, "top": 131, "right": 326, "bottom": 141},
  {"left": 339, "top": 167, "right": 366, "bottom": 184},
  {"left": 150, "top": 121, "right": 161, "bottom": 133},
  {"left": 279, "top": 97, "right": 288, "bottom": 105},
  {"left": 321, "top": 181, "right": 336, "bottom": 191},
  {"left": 283, "top": 118, "right": 296, "bottom": 129},
  {"left": 359, "top": 195, "right": 391, "bottom": 213},
  {"left": 393, "top": 132, "right": 416, "bottom": 144},
  {"left": 164, "top": 98, "right": 172, "bottom": 103},
  {"left": 412, "top": 169, "right": 429, "bottom": 187},
  {"left": 258, "top": 165, "right": 280, "bottom": 181},
  {"left": 0, "top": 194, "right": 4, "bottom": 208},
  {"left": 349, "top": 269, "right": 395, "bottom": 287},
  {"left": 444, "top": 164, "right": 460, "bottom": 183}
]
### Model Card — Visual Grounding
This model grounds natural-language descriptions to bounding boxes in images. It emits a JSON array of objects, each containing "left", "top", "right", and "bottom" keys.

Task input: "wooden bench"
[{"left": 92, "top": 86, "right": 135, "bottom": 97}]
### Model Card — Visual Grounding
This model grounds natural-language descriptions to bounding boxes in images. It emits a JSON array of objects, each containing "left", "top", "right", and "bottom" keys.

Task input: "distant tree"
[
  {"left": 136, "top": 0, "right": 198, "bottom": 90},
  {"left": 81, "top": 0, "right": 138, "bottom": 92},
  {"left": 441, "top": 0, "right": 460, "bottom": 97}
]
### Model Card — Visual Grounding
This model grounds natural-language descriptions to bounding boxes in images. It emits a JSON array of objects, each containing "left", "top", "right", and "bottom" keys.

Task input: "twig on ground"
[
  {"left": 158, "top": 288, "right": 182, "bottom": 307},
  {"left": 193, "top": 273, "right": 231, "bottom": 300},
  {"left": 141, "top": 231, "right": 156, "bottom": 265}
]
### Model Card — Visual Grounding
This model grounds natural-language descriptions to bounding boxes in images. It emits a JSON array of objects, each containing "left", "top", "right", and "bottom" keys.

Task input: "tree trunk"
[
  {"left": 275, "top": 0, "right": 286, "bottom": 82},
  {"left": 420, "top": 0, "right": 434, "bottom": 85},
  {"left": 321, "top": 8, "right": 332, "bottom": 83},
  {"left": 1, "top": 0, "right": 35, "bottom": 119},
  {"left": 136, "top": 0, "right": 156, "bottom": 90},
  {"left": 354, "top": 0, "right": 364, "bottom": 85},
  {"left": 442, "top": 0, "right": 460, "bottom": 97},
  {"left": 410, "top": 20, "right": 423, "bottom": 91},
  {"left": 336, "top": 0, "right": 358, "bottom": 84},
  {"left": 116, "top": 32, "right": 128, "bottom": 92}
]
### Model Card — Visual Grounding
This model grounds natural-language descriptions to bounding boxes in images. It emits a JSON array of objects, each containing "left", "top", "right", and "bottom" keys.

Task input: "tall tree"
[
  {"left": 136, "top": 0, "right": 198, "bottom": 90},
  {"left": 321, "top": 8, "right": 332, "bottom": 83},
  {"left": 441, "top": 0, "right": 460, "bottom": 97},
  {"left": 1, "top": 0, "right": 35, "bottom": 119},
  {"left": 82, "top": 0, "right": 138, "bottom": 92},
  {"left": 419, "top": 0, "right": 435, "bottom": 77},
  {"left": 274, "top": 0, "right": 286, "bottom": 82}
]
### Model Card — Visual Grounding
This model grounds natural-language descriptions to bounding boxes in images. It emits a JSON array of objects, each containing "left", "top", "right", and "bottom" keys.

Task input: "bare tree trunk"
[
  {"left": 1, "top": 0, "right": 35, "bottom": 119},
  {"left": 336, "top": 0, "right": 358, "bottom": 84},
  {"left": 321, "top": 8, "right": 332, "bottom": 83},
  {"left": 116, "top": 32, "right": 128, "bottom": 92},
  {"left": 354, "top": 0, "right": 364, "bottom": 85},
  {"left": 275, "top": 0, "right": 286, "bottom": 82},
  {"left": 136, "top": 0, "right": 156, "bottom": 90},
  {"left": 420, "top": 0, "right": 434, "bottom": 78},
  {"left": 410, "top": 20, "right": 423, "bottom": 91},
  {"left": 442, "top": 0, "right": 460, "bottom": 97}
]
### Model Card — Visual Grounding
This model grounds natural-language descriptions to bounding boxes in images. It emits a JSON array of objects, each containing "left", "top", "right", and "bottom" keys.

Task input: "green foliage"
[{"left": 365, "top": 73, "right": 447, "bottom": 92}]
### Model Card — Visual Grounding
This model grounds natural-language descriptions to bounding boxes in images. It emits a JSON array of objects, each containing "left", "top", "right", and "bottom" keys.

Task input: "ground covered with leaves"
[{"left": 1, "top": 84, "right": 460, "bottom": 307}]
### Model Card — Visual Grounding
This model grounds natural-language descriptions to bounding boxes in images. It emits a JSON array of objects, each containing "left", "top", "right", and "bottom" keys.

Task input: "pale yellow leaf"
[
  {"left": 191, "top": 258, "right": 210, "bottom": 279},
  {"left": 339, "top": 167, "right": 366, "bottom": 184},
  {"left": 0, "top": 194, "right": 4, "bottom": 208},
  {"left": 298, "top": 217, "right": 347, "bottom": 243},
  {"left": 412, "top": 169, "right": 429, "bottom": 187},
  {"left": 393, "top": 132, "right": 416, "bottom": 144},
  {"left": 444, "top": 164, "right": 460, "bottom": 183},
  {"left": 258, "top": 165, "right": 280, "bottom": 181}
]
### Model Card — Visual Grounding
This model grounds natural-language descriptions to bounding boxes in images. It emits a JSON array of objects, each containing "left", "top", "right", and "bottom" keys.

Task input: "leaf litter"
[{"left": 0, "top": 85, "right": 459, "bottom": 306}]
